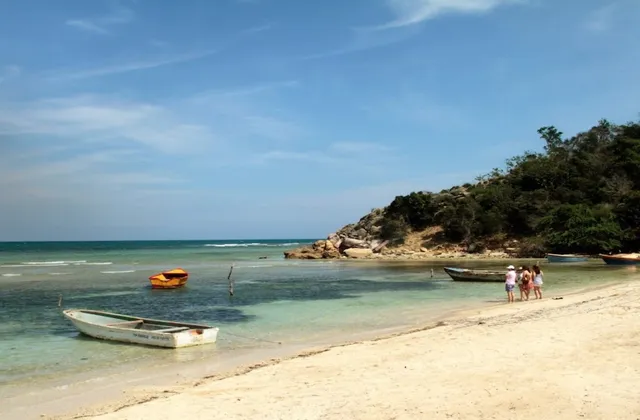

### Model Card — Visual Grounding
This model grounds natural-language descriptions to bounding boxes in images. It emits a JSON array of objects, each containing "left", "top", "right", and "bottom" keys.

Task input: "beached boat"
[
  {"left": 149, "top": 268, "right": 188, "bottom": 289},
  {"left": 63, "top": 309, "right": 219, "bottom": 348},
  {"left": 444, "top": 267, "right": 505, "bottom": 282},
  {"left": 546, "top": 253, "right": 589, "bottom": 263},
  {"left": 600, "top": 253, "right": 640, "bottom": 266}
]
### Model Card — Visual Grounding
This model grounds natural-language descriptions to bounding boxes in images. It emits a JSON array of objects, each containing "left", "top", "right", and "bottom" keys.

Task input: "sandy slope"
[{"left": 51, "top": 281, "right": 640, "bottom": 420}]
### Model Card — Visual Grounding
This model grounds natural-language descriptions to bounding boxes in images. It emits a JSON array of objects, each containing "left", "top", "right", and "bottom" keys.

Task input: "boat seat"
[
  {"left": 154, "top": 326, "right": 191, "bottom": 333},
  {"left": 107, "top": 320, "right": 143, "bottom": 327}
]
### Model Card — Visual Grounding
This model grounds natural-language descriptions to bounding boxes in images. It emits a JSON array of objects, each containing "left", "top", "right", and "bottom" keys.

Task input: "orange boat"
[{"left": 149, "top": 268, "right": 189, "bottom": 289}]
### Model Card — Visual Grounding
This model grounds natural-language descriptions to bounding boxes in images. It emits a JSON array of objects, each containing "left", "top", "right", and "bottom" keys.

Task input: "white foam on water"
[
  {"left": 204, "top": 243, "right": 263, "bottom": 247},
  {"left": 3, "top": 263, "right": 69, "bottom": 267},
  {"left": 100, "top": 270, "right": 135, "bottom": 274},
  {"left": 2, "top": 273, "right": 21, "bottom": 277},
  {"left": 204, "top": 242, "right": 302, "bottom": 248},
  {"left": 48, "top": 273, "right": 70, "bottom": 276},
  {"left": 74, "top": 262, "right": 113, "bottom": 266},
  {"left": 243, "top": 264, "right": 275, "bottom": 268},
  {"left": 22, "top": 260, "right": 85, "bottom": 265}
]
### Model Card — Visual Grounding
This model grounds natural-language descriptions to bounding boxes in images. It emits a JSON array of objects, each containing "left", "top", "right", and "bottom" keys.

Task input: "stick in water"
[
  {"left": 58, "top": 294, "right": 63, "bottom": 308},
  {"left": 228, "top": 264, "right": 235, "bottom": 296}
]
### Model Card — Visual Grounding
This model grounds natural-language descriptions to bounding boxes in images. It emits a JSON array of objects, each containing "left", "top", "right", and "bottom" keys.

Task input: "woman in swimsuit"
[
  {"left": 532, "top": 264, "right": 543, "bottom": 299},
  {"left": 521, "top": 266, "right": 533, "bottom": 301}
]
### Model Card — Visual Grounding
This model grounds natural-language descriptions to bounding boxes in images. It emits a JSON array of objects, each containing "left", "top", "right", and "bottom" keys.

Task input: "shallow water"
[{"left": 1, "top": 240, "right": 637, "bottom": 396}]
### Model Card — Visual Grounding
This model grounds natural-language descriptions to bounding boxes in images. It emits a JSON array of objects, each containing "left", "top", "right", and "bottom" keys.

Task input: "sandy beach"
[{"left": 33, "top": 278, "right": 639, "bottom": 420}]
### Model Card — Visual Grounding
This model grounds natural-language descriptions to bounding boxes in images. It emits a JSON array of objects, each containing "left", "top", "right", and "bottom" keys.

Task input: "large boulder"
[
  {"left": 344, "top": 248, "right": 373, "bottom": 258},
  {"left": 336, "top": 208, "right": 385, "bottom": 241},
  {"left": 284, "top": 240, "right": 341, "bottom": 259},
  {"left": 283, "top": 247, "right": 322, "bottom": 259},
  {"left": 340, "top": 237, "right": 370, "bottom": 249}
]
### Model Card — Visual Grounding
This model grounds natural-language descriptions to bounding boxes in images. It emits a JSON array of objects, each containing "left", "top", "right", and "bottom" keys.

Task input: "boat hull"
[
  {"left": 149, "top": 267, "right": 189, "bottom": 289},
  {"left": 546, "top": 253, "right": 589, "bottom": 263},
  {"left": 149, "top": 275, "right": 188, "bottom": 289},
  {"left": 600, "top": 254, "right": 640, "bottom": 266},
  {"left": 63, "top": 309, "right": 218, "bottom": 348},
  {"left": 444, "top": 267, "right": 504, "bottom": 282}
]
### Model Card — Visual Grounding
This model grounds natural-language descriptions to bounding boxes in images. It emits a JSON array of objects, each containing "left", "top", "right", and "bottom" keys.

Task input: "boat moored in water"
[
  {"left": 149, "top": 268, "right": 189, "bottom": 289},
  {"left": 63, "top": 309, "right": 219, "bottom": 348},
  {"left": 546, "top": 253, "right": 589, "bottom": 263},
  {"left": 444, "top": 267, "right": 505, "bottom": 282},
  {"left": 600, "top": 253, "right": 640, "bottom": 266}
]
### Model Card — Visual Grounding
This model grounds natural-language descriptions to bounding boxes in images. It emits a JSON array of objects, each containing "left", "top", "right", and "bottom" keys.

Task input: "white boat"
[{"left": 63, "top": 309, "right": 219, "bottom": 348}]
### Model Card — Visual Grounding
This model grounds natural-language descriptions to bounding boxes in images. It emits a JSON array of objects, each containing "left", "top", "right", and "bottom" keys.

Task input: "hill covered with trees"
[{"left": 285, "top": 118, "right": 640, "bottom": 259}]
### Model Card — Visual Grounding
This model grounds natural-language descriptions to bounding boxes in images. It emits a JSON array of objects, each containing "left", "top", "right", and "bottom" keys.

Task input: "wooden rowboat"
[
  {"left": 546, "top": 253, "right": 589, "bottom": 263},
  {"left": 149, "top": 268, "right": 188, "bottom": 289},
  {"left": 600, "top": 253, "right": 640, "bottom": 266},
  {"left": 444, "top": 267, "right": 505, "bottom": 282},
  {"left": 63, "top": 309, "right": 219, "bottom": 348}
]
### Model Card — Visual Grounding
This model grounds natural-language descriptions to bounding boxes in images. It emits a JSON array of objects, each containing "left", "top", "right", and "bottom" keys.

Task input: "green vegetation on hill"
[{"left": 379, "top": 118, "right": 640, "bottom": 256}]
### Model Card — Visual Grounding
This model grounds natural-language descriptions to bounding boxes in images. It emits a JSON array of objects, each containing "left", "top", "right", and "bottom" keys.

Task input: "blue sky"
[{"left": 1, "top": 0, "right": 639, "bottom": 241}]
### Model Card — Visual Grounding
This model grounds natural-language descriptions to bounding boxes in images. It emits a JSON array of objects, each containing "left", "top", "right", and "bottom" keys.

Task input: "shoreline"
[{"left": 7, "top": 278, "right": 632, "bottom": 420}]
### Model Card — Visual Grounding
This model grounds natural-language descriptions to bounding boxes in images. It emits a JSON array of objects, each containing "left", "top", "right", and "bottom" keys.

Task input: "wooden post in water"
[
  {"left": 430, "top": 268, "right": 434, "bottom": 278},
  {"left": 228, "top": 265, "right": 235, "bottom": 296},
  {"left": 58, "top": 294, "right": 63, "bottom": 308}
]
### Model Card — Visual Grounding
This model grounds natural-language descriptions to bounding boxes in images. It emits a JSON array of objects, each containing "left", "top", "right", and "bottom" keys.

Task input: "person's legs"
[{"left": 506, "top": 284, "right": 515, "bottom": 303}]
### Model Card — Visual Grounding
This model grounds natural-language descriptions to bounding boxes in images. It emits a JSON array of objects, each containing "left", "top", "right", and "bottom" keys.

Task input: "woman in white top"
[
  {"left": 532, "top": 264, "right": 544, "bottom": 299},
  {"left": 505, "top": 265, "right": 517, "bottom": 303}
]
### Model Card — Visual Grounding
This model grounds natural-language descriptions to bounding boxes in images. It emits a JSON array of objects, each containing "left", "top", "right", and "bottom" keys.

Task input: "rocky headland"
[
  {"left": 284, "top": 208, "right": 517, "bottom": 261},
  {"left": 285, "top": 117, "right": 640, "bottom": 261}
]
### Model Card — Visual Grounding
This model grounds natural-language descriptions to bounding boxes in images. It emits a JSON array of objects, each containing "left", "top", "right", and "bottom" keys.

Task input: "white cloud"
[
  {"left": 65, "top": 6, "right": 134, "bottom": 35},
  {"left": 251, "top": 141, "right": 397, "bottom": 170},
  {"left": 186, "top": 81, "right": 305, "bottom": 142},
  {"left": 373, "top": 0, "right": 524, "bottom": 30},
  {"left": 300, "top": 0, "right": 523, "bottom": 60},
  {"left": 299, "top": 26, "right": 420, "bottom": 60},
  {"left": 49, "top": 23, "right": 272, "bottom": 80},
  {"left": 65, "top": 20, "right": 110, "bottom": 35},
  {"left": 46, "top": 49, "right": 220, "bottom": 81},
  {"left": 0, "top": 95, "right": 215, "bottom": 154},
  {"left": 193, "top": 80, "right": 299, "bottom": 98}
]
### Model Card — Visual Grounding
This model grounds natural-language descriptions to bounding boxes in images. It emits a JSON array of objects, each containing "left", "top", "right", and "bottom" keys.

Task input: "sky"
[{"left": 1, "top": 0, "right": 639, "bottom": 241}]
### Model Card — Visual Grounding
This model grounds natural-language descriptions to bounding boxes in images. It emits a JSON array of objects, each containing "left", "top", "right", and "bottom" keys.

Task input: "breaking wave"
[
  {"left": 100, "top": 270, "right": 135, "bottom": 274},
  {"left": 204, "top": 242, "right": 301, "bottom": 248}
]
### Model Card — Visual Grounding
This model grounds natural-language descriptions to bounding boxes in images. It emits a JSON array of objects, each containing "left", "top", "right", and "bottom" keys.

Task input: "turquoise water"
[{"left": 1, "top": 240, "right": 637, "bottom": 398}]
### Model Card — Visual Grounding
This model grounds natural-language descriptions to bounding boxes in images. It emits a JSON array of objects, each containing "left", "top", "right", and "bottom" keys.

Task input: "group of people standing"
[{"left": 504, "top": 264, "right": 543, "bottom": 303}]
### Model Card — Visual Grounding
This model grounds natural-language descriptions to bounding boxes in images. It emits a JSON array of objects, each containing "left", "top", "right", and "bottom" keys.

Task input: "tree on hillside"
[{"left": 377, "top": 117, "right": 640, "bottom": 256}]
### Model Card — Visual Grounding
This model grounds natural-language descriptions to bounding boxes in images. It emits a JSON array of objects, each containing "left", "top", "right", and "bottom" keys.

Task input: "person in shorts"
[{"left": 505, "top": 265, "right": 517, "bottom": 303}]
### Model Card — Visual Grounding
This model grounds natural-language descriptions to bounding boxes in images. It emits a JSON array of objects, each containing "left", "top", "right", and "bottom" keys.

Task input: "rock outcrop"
[
  {"left": 283, "top": 203, "right": 521, "bottom": 261},
  {"left": 283, "top": 208, "right": 388, "bottom": 259}
]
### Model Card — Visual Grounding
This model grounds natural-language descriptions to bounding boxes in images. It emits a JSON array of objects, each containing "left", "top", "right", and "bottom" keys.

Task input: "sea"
[{"left": 0, "top": 239, "right": 636, "bottom": 414}]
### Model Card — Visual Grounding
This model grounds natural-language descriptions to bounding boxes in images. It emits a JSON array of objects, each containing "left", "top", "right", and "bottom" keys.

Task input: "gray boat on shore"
[{"left": 444, "top": 267, "right": 505, "bottom": 282}]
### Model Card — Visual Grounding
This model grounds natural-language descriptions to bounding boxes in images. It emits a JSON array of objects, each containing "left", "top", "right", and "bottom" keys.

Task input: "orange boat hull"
[{"left": 149, "top": 268, "right": 189, "bottom": 289}]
